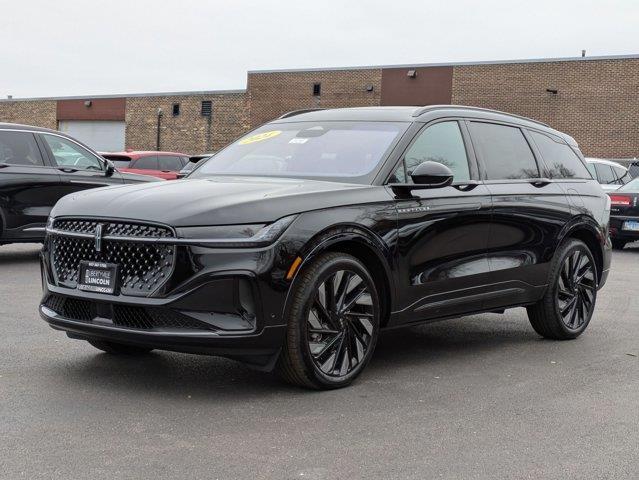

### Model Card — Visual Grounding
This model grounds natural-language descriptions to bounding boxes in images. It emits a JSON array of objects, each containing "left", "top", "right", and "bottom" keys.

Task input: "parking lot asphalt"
[{"left": 1, "top": 243, "right": 638, "bottom": 480}]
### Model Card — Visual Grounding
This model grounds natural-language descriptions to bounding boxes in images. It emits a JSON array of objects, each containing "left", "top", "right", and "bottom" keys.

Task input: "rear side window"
[
  {"left": 0, "top": 131, "right": 44, "bottom": 166},
  {"left": 529, "top": 131, "right": 591, "bottom": 179},
  {"left": 132, "top": 156, "right": 158, "bottom": 170},
  {"left": 586, "top": 162, "right": 597, "bottom": 178},
  {"left": 469, "top": 122, "right": 539, "bottom": 180},
  {"left": 158, "top": 155, "right": 184, "bottom": 171},
  {"left": 594, "top": 163, "right": 616, "bottom": 184},
  {"left": 613, "top": 166, "right": 631, "bottom": 185}
]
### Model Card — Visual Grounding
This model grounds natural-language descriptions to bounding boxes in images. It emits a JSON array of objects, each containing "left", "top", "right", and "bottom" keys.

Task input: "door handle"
[
  {"left": 530, "top": 178, "right": 551, "bottom": 187},
  {"left": 0, "top": 163, "right": 9, "bottom": 169},
  {"left": 453, "top": 180, "right": 481, "bottom": 191},
  {"left": 57, "top": 167, "right": 78, "bottom": 173}
]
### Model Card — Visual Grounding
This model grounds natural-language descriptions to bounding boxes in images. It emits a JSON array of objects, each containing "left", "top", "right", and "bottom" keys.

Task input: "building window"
[
  {"left": 312, "top": 83, "right": 321, "bottom": 96},
  {"left": 172, "top": 103, "right": 180, "bottom": 116},
  {"left": 201, "top": 100, "right": 212, "bottom": 117}
]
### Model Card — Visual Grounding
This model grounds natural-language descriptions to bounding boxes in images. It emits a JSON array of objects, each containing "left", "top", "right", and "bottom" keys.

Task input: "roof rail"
[
  {"left": 412, "top": 105, "right": 550, "bottom": 128},
  {"left": 278, "top": 108, "right": 325, "bottom": 119}
]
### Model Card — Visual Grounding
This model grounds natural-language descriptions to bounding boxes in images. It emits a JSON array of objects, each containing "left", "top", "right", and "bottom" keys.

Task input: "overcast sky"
[{"left": 1, "top": 0, "right": 637, "bottom": 98}]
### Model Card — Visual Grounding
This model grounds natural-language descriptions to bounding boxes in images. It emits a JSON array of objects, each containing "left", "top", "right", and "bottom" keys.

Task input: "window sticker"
[{"left": 238, "top": 130, "right": 282, "bottom": 145}]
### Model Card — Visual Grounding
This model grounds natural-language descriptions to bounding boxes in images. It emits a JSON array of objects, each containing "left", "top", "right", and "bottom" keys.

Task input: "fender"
[
  {"left": 280, "top": 223, "right": 397, "bottom": 325},
  {"left": 556, "top": 214, "right": 605, "bottom": 248}
]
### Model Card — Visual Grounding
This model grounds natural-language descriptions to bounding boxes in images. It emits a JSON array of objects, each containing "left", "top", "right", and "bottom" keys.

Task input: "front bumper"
[
  {"left": 40, "top": 302, "right": 286, "bottom": 369},
  {"left": 39, "top": 233, "right": 298, "bottom": 369}
]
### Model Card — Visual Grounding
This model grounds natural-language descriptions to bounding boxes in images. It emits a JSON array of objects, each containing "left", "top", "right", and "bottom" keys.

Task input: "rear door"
[
  {"left": 388, "top": 119, "right": 493, "bottom": 324},
  {"left": 467, "top": 121, "right": 573, "bottom": 308},
  {"left": 39, "top": 132, "right": 124, "bottom": 195},
  {"left": 0, "top": 130, "right": 64, "bottom": 239}
]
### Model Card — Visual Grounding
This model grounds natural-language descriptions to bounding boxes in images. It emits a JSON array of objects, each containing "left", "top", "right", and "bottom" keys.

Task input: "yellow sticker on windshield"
[{"left": 238, "top": 130, "right": 282, "bottom": 145}]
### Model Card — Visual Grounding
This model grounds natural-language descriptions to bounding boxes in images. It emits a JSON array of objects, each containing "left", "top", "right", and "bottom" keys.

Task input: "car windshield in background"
[
  {"left": 191, "top": 121, "right": 409, "bottom": 182},
  {"left": 619, "top": 177, "right": 639, "bottom": 191}
]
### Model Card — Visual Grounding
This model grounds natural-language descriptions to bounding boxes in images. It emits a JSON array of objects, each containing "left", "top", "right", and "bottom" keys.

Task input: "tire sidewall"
[
  {"left": 295, "top": 255, "right": 380, "bottom": 388},
  {"left": 551, "top": 240, "right": 597, "bottom": 337}
]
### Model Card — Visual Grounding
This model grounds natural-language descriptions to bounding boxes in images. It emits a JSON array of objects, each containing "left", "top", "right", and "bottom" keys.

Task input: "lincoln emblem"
[{"left": 94, "top": 223, "right": 104, "bottom": 253}]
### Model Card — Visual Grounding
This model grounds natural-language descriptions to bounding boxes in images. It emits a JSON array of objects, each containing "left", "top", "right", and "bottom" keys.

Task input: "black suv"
[
  {"left": 40, "top": 106, "right": 611, "bottom": 389},
  {"left": 0, "top": 123, "right": 159, "bottom": 245}
]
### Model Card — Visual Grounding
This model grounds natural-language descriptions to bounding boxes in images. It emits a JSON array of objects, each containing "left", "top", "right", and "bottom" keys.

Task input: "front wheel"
[
  {"left": 527, "top": 239, "right": 597, "bottom": 340},
  {"left": 277, "top": 252, "right": 380, "bottom": 389}
]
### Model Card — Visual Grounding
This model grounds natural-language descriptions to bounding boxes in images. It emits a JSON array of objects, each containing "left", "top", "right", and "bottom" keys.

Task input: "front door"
[
  {"left": 38, "top": 133, "right": 123, "bottom": 195},
  {"left": 0, "top": 130, "right": 64, "bottom": 240},
  {"left": 388, "top": 120, "right": 493, "bottom": 325}
]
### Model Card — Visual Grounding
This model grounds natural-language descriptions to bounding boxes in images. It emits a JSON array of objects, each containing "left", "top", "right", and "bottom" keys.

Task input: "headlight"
[{"left": 176, "top": 215, "right": 297, "bottom": 248}]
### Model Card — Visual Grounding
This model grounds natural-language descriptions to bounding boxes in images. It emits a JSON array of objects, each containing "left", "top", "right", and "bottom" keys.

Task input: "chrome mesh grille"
[{"left": 50, "top": 219, "right": 175, "bottom": 297}]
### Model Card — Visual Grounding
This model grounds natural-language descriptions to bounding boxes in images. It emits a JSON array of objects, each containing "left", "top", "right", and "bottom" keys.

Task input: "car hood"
[{"left": 51, "top": 176, "right": 389, "bottom": 226}]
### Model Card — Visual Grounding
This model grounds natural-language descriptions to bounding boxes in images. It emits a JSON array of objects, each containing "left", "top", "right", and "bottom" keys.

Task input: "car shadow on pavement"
[{"left": 47, "top": 314, "right": 542, "bottom": 398}]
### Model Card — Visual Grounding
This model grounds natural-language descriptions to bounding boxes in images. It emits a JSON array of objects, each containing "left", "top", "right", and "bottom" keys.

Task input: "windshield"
[
  {"left": 619, "top": 177, "right": 639, "bottom": 191},
  {"left": 191, "top": 121, "right": 409, "bottom": 183}
]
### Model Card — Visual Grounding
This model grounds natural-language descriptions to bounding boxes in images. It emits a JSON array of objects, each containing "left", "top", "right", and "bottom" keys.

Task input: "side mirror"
[
  {"left": 105, "top": 159, "right": 115, "bottom": 177},
  {"left": 389, "top": 161, "right": 454, "bottom": 198},
  {"left": 410, "top": 161, "right": 454, "bottom": 187}
]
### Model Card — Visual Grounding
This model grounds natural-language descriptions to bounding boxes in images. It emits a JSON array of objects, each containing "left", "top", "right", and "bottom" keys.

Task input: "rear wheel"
[
  {"left": 611, "top": 239, "right": 627, "bottom": 250},
  {"left": 277, "top": 252, "right": 380, "bottom": 389},
  {"left": 527, "top": 239, "right": 597, "bottom": 340},
  {"left": 87, "top": 340, "right": 153, "bottom": 355}
]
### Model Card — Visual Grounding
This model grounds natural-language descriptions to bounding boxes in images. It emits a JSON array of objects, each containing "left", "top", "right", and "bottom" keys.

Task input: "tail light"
[{"left": 609, "top": 195, "right": 631, "bottom": 206}]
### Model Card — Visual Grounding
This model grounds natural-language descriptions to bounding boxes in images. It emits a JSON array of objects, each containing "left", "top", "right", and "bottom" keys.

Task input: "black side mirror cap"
[
  {"left": 389, "top": 161, "right": 454, "bottom": 198},
  {"left": 105, "top": 159, "right": 116, "bottom": 177}
]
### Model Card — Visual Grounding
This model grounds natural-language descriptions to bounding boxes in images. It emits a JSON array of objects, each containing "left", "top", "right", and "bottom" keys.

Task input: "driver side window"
[
  {"left": 391, "top": 121, "right": 470, "bottom": 183},
  {"left": 42, "top": 134, "right": 103, "bottom": 171}
]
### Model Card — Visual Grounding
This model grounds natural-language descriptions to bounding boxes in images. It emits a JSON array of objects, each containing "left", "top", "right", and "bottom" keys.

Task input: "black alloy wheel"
[
  {"left": 556, "top": 249, "right": 596, "bottom": 330},
  {"left": 527, "top": 239, "right": 597, "bottom": 340},
  {"left": 277, "top": 252, "right": 380, "bottom": 389},
  {"left": 306, "top": 269, "right": 375, "bottom": 377}
]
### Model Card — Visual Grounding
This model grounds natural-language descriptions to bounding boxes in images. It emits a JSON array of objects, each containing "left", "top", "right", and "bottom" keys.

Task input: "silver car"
[{"left": 585, "top": 158, "right": 632, "bottom": 192}]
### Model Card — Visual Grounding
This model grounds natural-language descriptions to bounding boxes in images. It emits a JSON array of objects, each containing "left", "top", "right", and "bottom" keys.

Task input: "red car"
[{"left": 100, "top": 151, "right": 190, "bottom": 180}]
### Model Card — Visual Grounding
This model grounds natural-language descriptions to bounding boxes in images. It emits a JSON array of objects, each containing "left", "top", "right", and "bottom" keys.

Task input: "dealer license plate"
[{"left": 78, "top": 261, "right": 119, "bottom": 294}]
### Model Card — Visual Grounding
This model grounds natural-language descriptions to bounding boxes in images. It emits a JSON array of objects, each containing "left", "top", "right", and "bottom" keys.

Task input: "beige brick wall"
[
  {"left": 247, "top": 69, "right": 382, "bottom": 127},
  {"left": 125, "top": 92, "right": 248, "bottom": 154},
  {"left": 0, "top": 100, "right": 57, "bottom": 129},
  {"left": 451, "top": 59, "right": 639, "bottom": 158}
]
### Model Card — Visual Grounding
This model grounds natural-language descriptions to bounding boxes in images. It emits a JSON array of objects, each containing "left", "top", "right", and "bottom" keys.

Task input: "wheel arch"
[
  {"left": 286, "top": 225, "right": 396, "bottom": 327},
  {"left": 558, "top": 218, "right": 605, "bottom": 284}
]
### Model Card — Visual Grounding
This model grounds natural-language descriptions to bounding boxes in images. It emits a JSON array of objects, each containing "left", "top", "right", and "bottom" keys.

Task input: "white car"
[{"left": 585, "top": 158, "right": 632, "bottom": 192}]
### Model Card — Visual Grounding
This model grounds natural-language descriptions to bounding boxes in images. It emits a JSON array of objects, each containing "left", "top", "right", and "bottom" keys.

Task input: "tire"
[
  {"left": 276, "top": 252, "right": 381, "bottom": 389},
  {"left": 611, "top": 239, "right": 627, "bottom": 250},
  {"left": 87, "top": 340, "right": 153, "bottom": 355},
  {"left": 527, "top": 239, "right": 597, "bottom": 340}
]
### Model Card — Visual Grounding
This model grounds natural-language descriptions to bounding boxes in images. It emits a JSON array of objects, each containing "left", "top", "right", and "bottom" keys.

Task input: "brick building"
[{"left": 0, "top": 54, "right": 637, "bottom": 157}]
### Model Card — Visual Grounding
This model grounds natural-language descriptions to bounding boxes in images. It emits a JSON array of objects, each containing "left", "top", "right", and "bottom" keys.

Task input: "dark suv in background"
[
  {"left": 0, "top": 123, "right": 159, "bottom": 245},
  {"left": 40, "top": 106, "right": 611, "bottom": 389}
]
